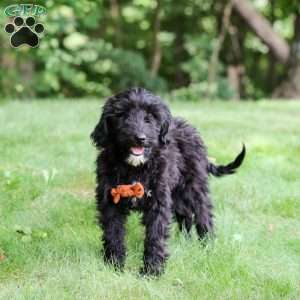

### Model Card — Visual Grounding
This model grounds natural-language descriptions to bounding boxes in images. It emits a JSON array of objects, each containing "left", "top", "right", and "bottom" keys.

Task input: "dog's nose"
[{"left": 135, "top": 134, "right": 146, "bottom": 144}]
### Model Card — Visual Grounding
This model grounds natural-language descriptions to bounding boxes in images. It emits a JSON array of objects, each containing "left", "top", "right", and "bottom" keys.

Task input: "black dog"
[{"left": 91, "top": 87, "right": 245, "bottom": 276}]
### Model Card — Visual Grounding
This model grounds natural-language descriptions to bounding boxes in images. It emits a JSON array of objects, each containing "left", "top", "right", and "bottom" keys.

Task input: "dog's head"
[{"left": 91, "top": 87, "right": 171, "bottom": 167}]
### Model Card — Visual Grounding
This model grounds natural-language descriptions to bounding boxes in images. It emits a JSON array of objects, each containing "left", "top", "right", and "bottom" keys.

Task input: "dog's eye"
[{"left": 116, "top": 112, "right": 127, "bottom": 119}]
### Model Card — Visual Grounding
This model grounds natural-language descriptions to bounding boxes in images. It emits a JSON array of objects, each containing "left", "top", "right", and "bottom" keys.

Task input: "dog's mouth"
[{"left": 130, "top": 146, "right": 145, "bottom": 156}]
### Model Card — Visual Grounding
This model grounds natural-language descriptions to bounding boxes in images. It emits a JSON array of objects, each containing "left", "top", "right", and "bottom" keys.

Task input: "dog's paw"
[
  {"left": 103, "top": 252, "right": 125, "bottom": 271},
  {"left": 4, "top": 16, "right": 44, "bottom": 48},
  {"left": 139, "top": 264, "right": 164, "bottom": 277}
]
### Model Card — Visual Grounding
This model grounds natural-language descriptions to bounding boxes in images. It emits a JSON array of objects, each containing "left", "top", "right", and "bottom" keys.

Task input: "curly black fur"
[{"left": 91, "top": 87, "right": 245, "bottom": 276}]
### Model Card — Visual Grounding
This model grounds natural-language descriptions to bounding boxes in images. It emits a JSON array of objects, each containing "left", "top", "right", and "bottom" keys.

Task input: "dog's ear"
[
  {"left": 159, "top": 105, "right": 171, "bottom": 145},
  {"left": 159, "top": 120, "right": 170, "bottom": 145},
  {"left": 90, "top": 114, "right": 109, "bottom": 148}
]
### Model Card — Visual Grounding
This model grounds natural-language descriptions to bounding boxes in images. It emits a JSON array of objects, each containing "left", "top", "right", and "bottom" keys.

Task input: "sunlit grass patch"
[{"left": 0, "top": 100, "right": 299, "bottom": 299}]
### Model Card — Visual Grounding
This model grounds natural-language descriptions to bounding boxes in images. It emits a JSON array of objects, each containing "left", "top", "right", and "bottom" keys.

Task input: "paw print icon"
[{"left": 4, "top": 16, "right": 44, "bottom": 48}]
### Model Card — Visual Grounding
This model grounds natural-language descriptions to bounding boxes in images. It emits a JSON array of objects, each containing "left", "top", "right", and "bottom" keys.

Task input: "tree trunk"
[
  {"left": 109, "top": 0, "right": 122, "bottom": 46},
  {"left": 206, "top": 0, "right": 233, "bottom": 98},
  {"left": 273, "top": 13, "right": 300, "bottom": 98},
  {"left": 0, "top": 42, "right": 16, "bottom": 97},
  {"left": 232, "top": 0, "right": 290, "bottom": 63},
  {"left": 265, "top": 0, "right": 277, "bottom": 92},
  {"left": 174, "top": 30, "right": 188, "bottom": 87},
  {"left": 227, "top": 64, "right": 245, "bottom": 100},
  {"left": 150, "top": 0, "right": 162, "bottom": 77},
  {"left": 227, "top": 12, "right": 246, "bottom": 99}
]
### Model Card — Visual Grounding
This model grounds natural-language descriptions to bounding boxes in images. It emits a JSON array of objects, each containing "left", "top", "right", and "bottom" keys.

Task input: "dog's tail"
[{"left": 208, "top": 144, "right": 246, "bottom": 177}]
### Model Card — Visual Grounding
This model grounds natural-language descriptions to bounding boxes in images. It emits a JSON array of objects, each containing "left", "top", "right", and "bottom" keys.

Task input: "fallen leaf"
[
  {"left": 0, "top": 253, "right": 5, "bottom": 262},
  {"left": 268, "top": 223, "right": 275, "bottom": 232}
]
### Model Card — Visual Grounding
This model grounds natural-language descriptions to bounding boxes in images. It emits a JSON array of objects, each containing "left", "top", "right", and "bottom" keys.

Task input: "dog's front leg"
[
  {"left": 100, "top": 203, "right": 127, "bottom": 270},
  {"left": 141, "top": 188, "right": 172, "bottom": 276}
]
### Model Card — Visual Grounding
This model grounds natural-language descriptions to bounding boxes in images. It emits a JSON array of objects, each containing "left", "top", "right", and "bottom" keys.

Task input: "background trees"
[{"left": 0, "top": 0, "right": 299, "bottom": 100}]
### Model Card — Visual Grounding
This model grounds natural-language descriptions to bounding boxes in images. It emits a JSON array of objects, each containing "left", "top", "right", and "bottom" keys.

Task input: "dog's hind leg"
[
  {"left": 175, "top": 212, "right": 192, "bottom": 235},
  {"left": 193, "top": 188, "right": 214, "bottom": 239},
  {"left": 175, "top": 213, "right": 184, "bottom": 231},
  {"left": 173, "top": 188, "right": 193, "bottom": 235}
]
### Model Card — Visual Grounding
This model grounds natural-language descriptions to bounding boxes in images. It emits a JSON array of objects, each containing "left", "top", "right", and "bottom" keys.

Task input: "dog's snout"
[{"left": 135, "top": 134, "right": 146, "bottom": 144}]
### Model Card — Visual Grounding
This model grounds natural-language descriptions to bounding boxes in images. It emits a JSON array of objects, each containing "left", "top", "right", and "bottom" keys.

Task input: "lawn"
[{"left": 0, "top": 99, "right": 299, "bottom": 300}]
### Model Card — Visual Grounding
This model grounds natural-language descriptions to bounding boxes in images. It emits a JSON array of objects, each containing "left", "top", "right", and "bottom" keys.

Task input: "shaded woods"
[{"left": 0, "top": 0, "right": 299, "bottom": 100}]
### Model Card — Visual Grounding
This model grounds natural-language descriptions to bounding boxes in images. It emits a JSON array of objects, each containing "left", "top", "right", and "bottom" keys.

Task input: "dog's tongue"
[{"left": 130, "top": 147, "right": 144, "bottom": 155}]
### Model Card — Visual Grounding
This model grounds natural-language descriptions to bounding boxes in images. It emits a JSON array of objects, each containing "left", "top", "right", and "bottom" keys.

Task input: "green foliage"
[
  {"left": 176, "top": 35, "right": 235, "bottom": 100},
  {"left": 35, "top": 39, "right": 166, "bottom": 97},
  {"left": 1, "top": 99, "right": 300, "bottom": 298},
  {"left": 0, "top": 1, "right": 166, "bottom": 98},
  {"left": 0, "top": 0, "right": 298, "bottom": 99}
]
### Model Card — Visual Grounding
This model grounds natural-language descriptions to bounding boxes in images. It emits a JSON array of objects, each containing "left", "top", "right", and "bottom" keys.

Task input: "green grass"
[{"left": 0, "top": 99, "right": 299, "bottom": 300}]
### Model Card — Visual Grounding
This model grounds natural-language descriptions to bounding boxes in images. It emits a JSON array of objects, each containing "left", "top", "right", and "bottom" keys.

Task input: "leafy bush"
[
  {"left": 0, "top": 0, "right": 297, "bottom": 99},
  {"left": 175, "top": 35, "right": 234, "bottom": 100},
  {"left": 35, "top": 39, "right": 166, "bottom": 98},
  {"left": 0, "top": 1, "right": 166, "bottom": 99}
]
